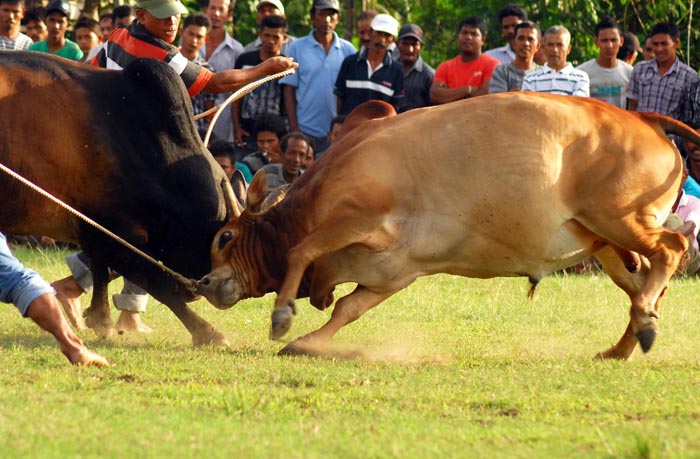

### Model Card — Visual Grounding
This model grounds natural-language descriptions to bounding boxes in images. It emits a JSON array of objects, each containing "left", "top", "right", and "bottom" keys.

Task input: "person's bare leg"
[
  {"left": 26, "top": 293, "right": 108, "bottom": 366},
  {"left": 50, "top": 275, "right": 86, "bottom": 330},
  {"left": 114, "top": 310, "right": 153, "bottom": 334}
]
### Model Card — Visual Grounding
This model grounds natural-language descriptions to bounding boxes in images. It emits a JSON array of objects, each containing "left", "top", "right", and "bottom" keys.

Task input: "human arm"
[
  {"left": 283, "top": 85, "right": 299, "bottom": 132},
  {"left": 203, "top": 56, "right": 297, "bottom": 94},
  {"left": 627, "top": 99, "right": 638, "bottom": 111},
  {"left": 429, "top": 80, "right": 473, "bottom": 104},
  {"left": 231, "top": 99, "right": 248, "bottom": 147}
]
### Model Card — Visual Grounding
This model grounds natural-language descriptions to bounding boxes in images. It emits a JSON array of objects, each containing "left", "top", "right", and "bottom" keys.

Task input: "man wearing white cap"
[
  {"left": 243, "top": 0, "right": 295, "bottom": 55},
  {"left": 334, "top": 13, "right": 404, "bottom": 115}
]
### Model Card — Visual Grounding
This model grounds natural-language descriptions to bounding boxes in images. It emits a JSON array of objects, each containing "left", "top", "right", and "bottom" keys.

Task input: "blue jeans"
[{"left": 0, "top": 232, "right": 54, "bottom": 317}]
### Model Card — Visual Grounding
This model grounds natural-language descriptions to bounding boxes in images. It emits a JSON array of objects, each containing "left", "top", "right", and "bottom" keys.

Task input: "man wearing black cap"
[
  {"left": 280, "top": 0, "right": 355, "bottom": 156},
  {"left": 396, "top": 23, "right": 434, "bottom": 112},
  {"left": 27, "top": 0, "right": 82, "bottom": 60}
]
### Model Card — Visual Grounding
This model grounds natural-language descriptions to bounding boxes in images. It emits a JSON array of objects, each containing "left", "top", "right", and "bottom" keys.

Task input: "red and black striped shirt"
[{"left": 90, "top": 22, "right": 212, "bottom": 98}]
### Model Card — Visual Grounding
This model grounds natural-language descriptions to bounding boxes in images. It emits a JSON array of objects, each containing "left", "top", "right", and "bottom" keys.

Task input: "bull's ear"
[{"left": 246, "top": 169, "right": 270, "bottom": 213}]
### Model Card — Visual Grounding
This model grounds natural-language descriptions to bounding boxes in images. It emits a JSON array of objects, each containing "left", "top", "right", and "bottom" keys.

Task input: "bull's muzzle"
[{"left": 196, "top": 273, "right": 239, "bottom": 310}]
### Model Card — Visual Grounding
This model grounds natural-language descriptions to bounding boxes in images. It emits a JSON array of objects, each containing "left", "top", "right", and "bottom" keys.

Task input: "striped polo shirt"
[
  {"left": 522, "top": 63, "right": 590, "bottom": 97},
  {"left": 90, "top": 22, "right": 212, "bottom": 98}
]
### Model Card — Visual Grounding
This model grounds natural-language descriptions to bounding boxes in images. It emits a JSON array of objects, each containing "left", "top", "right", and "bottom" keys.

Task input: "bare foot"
[
  {"left": 64, "top": 347, "right": 109, "bottom": 366},
  {"left": 51, "top": 276, "right": 86, "bottom": 331},
  {"left": 115, "top": 311, "right": 153, "bottom": 334}
]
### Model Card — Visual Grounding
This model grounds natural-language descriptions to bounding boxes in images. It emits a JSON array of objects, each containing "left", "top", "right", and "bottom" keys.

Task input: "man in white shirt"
[
  {"left": 484, "top": 3, "right": 527, "bottom": 64},
  {"left": 522, "top": 25, "right": 589, "bottom": 97}
]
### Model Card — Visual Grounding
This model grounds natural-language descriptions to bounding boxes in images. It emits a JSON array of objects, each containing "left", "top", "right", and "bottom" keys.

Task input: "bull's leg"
[
  {"left": 593, "top": 228, "right": 686, "bottom": 359},
  {"left": 271, "top": 212, "right": 394, "bottom": 340},
  {"left": 279, "top": 286, "right": 395, "bottom": 356},
  {"left": 164, "top": 300, "right": 230, "bottom": 346},
  {"left": 83, "top": 264, "right": 113, "bottom": 337}
]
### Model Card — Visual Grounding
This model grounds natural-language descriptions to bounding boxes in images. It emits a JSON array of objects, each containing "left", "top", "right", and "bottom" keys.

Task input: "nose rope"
[
  {"left": 0, "top": 160, "right": 199, "bottom": 294},
  {"left": 196, "top": 68, "right": 296, "bottom": 147}
]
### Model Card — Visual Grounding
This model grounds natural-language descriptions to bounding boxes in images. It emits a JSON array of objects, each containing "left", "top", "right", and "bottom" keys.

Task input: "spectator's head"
[
  {"left": 180, "top": 12, "right": 210, "bottom": 58},
  {"left": 112, "top": 5, "right": 134, "bottom": 28},
  {"left": 259, "top": 14, "right": 287, "bottom": 55},
  {"left": 20, "top": 6, "right": 46, "bottom": 42},
  {"left": 205, "top": 0, "right": 232, "bottom": 30},
  {"left": 73, "top": 17, "right": 102, "bottom": 56},
  {"left": 456, "top": 16, "right": 487, "bottom": 58},
  {"left": 593, "top": 17, "right": 622, "bottom": 62},
  {"left": 512, "top": 20, "right": 540, "bottom": 63},
  {"left": 327, "top": 114, "right": 346, "bottom": 144},
  {"left": 45, "top": 0, "right": 70, "bottom": 42},
  {"left": 648, "top": 22, "right": 679, "bottom": 67},
  {"left": 98, "top": 11, "right": 112, "bottom": 40},
  {"left": 134, "top": 0, "right": 187, "bottom": 43},
  {"left": 254, "top": 0, "right": 284, "bottom": 26},
  {"left": 496, "top": 4, "right": 526, "bottom": 44},
  {"left": 0, "top": 0, "right": 25, "bottom": 37},
  {"left": 542, "top": 25, "right": 572, "bottom": 71},
  {"left": 398, "top": 24, "right": 424, "bottom": 67},
  {"left": 310, "top": 0, "right": 340, "bottom": 37},
  {"left": 280, "top": 132, "right": 311, "bottom": 181},
  {"left": 617, "top": 31, "right": 641, "bottom": 65},
  {"left": 643, "top": 36, "right": 654, "bottom": 60},
  {"left": 357, "top": 9, "right": 377, "bottom": 48},
  {"left": 254, "top": 114, "right": 287, "bottom": 162},
  {"left": 369, "top": 13, "right": 398, "bottom": 53},
  {"left": 208, "top": 140, "right": 237, "bottom": 181}
]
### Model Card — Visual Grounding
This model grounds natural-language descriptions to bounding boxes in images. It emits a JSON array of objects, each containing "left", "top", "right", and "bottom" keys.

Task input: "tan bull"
[{"left": 198, "top": 93, "right": 700, "bottom": 359}]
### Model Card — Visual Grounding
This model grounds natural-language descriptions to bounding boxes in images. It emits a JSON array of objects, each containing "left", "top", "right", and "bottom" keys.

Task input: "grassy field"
[{"left": 1, "top": 246, "right": 700, "bottom": 459}]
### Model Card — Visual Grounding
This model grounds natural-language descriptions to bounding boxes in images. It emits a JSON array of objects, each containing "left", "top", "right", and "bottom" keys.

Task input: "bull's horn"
[{"left": 222, "top": 178, "right": 243, "bottom": 220}]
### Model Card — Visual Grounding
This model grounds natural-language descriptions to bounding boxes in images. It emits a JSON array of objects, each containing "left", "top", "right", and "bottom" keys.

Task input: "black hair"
[
  {"left": 497, "top": 4, "right": 527, "bottom": 22},
  {"left": 208, "top": 139, "right": 236, "bottom": 160},
  {"left": 617, "top": 32, "right": 640, "bottom": 61},
  {"left": 184, "top": 12, "right": 211, "bottom": 29},
  {"left": 21, "top": 6, "right": 45, "bottom": 24},
  {"left": 112, "top": 5, "right": 133, "bottom": 21},
  {"left": 514, "top": 20, "right": 540, "bottom": 39},
  {"left": 457, "top": 16, "right": 487, "bottom": 37},
  {"left": 594, "top": 16, "right": 620, "bottom": 37},
  {"left": 281, "top": 131, "right": 311, "bottom": 153},
  {"left": 253, "top": 113, "right": 287, "bottom": 140},
  {"left": 649, "top": 22, "right": 680, "bottom": 40},
  {"left": 260, "top": 14, "right": 287, "bottom": 31}
]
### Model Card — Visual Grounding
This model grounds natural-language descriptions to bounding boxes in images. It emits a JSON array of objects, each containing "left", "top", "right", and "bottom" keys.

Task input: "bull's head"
[{"left": 197, "top": 170, "right": 288, "bottom": 308}]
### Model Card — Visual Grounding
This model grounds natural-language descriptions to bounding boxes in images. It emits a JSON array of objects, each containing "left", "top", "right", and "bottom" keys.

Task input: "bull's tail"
[{"left": 637, "top": 112, "right": 700, "bottom": 146}]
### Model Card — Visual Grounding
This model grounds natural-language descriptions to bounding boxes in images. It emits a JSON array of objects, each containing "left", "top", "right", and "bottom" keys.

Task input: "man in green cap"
[{"left": 89, "top": 0, "right": 296, "bottom": 98}]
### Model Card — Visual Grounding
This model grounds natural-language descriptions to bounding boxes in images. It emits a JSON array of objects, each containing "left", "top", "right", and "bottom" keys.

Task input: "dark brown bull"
[
  {"left": 198, "top": 94, "right": 700, "bottom": 359},
  {"left": 0, "top": 51, "right": 233, "bottom": 345}
]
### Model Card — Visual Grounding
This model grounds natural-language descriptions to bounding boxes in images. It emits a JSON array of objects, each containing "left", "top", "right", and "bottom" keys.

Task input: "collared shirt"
[
  {"left": 243, "top": 35, "right": 296, "bottom": 56},
  {"left": 522, "top": 63, "right": 590, "bottom": 96},
  {"left": 234, "top": 50, "right": 286, "bottom": 127},
  {"left": 91, "top": 23, "right": 212, "bottom": 98},
  {"left": 280, "top": 30, "right": 356, "bottom": 138},
  {"left": 0, "top": 32, "right": 32, "bottom": 50},
  {"left": 679, "top": 80, "right": 700, "bottom": 129},
  {"left": 0, "top": 232, "right": 54, "bottom": 317},
  {"left": 398, "top": 56, "right": 434, "bottom": 112},
  {"left": 334, "top": 47, "right": 405, "bottom": 115},
  {"left": 626, "top": 57, "right": 699, "bottom": 118},
  {"left": 29, "top": 38, "right": 83, "bottom": 61},
  {"left": 576, "top": 59, "right": 633, "bottom": 108},
  {"left": 199, "top": 32, "right": 244, "bottom": 142},
  {"left": 262, "top": 163, "right": 300, "bottom": 188},
  {"left": 489, "top": 62, "right": 540, "bottom": 93},
  {"left": 485, "top": 44, "right": 516, "bottom": 64}
]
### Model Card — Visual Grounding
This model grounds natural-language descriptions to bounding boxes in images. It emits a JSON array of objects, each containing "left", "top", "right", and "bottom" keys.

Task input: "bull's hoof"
[
  {"left": 192, "top": 329, "right": 230, "bottom": 347},
  {"left": 270, "top": 301, "right": 295, "bottom": 340},
  {"left": 278, "top": 341, "right": 312, "bottom": 357},
  {"left": 636, "top": 328, "right": 656, "bottom": 353}
]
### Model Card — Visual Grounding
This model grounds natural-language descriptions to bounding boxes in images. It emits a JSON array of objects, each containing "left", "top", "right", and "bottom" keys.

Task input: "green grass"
[{"left": 1, "top": 246, "right": 700, "bottom": 458}]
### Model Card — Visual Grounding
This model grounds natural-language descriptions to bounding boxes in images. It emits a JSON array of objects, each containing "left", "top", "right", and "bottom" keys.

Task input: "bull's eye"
[{"left": 218, "top": 231, "right": 233, "bottom": 249}]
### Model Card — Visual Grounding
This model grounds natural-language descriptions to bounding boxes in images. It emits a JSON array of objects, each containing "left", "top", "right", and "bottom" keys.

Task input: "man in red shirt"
[{"left": 429, "top": 16, "right": 499, "bottom": 104}]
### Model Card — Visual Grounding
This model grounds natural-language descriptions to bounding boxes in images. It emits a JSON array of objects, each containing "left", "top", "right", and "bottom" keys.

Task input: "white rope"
[
  {"left": 199, "top": 68, "right": 296, "bottom": 146},
  {"left": 0, "top": 161, "right": 197, "bottom": 291}
]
